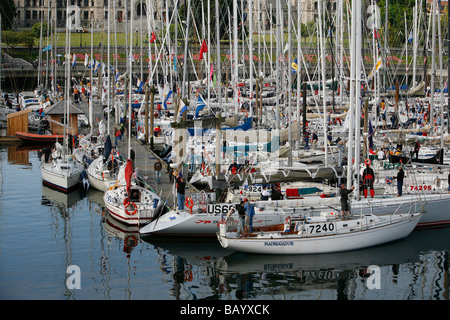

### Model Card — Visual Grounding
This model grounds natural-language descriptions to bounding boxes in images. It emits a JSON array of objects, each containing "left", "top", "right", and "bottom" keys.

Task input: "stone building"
[{"left": 12, "top": 0, "right": 330, "bottom": 31}]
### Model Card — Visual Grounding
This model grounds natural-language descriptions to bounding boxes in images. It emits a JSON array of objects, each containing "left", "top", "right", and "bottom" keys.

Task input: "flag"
[
  {"left": 84, "top": 54, "right": 89, "bottom": 67},
  {"left": 368, "top": 120, "right": 376, "bottom": 154},
  {"left": 124, "top": 159, "right": 133, "bottom": 195},
  {"left": 150, "top": 31, "right": 157, "bottom": 43},
  {"left": 199, "top": 39, "right": 208, "bottom": 60},
  {"left": 213, "top": 73, "right": 217, "bottom": 88},
  {"left": 103, "top": 135, "right": 112, "bottom": 163},
  {"left": 137, "top": 78, "right": 143, "bottom": 91},
  {"left": 158, "top": 85, "right": 172, "bottom": 110},
  {"left": 408, "top": 31, "right": 413, "bottom": 44},
  {"left": 72, "top": 54, "right": 77, "bottom": 67},
  {"left": 374, "top": 29, "right": 380, "bottom": 39},
  {"left": 88, "top": 58, "right": 95, "bottom": 69},
  {"left": 42, "top": 44, "right": 52, "bottom": 52},
  {"left": 368, "top": 57, "right": 382, "bottom": 79},
  {"left": 195, "top": 95, "right": 206, "bottom": 118},
  {"left": 179, "top": 99, "right": 188, "bottom": 117},
  {"left": 210, "top": 63, "right": 214, "bottom": 81},
  {"left": 291, "top": 58, "right": 298, "bottom": 74},
  {"left": 284, "top": 43, "right": 289, "bottom": 53},
  {"left": 94, "top": 61, "right": 100, "bottom": 75}
]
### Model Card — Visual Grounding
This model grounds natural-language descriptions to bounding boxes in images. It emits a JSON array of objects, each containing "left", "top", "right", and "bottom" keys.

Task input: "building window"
[
  {"left": 104, "top": 11, "right": 108, "bottom": 19},
  {"left": 84, "top": 10, "right": 89, "bottom": 19},
  {"left": 26, "top": 10, "right": 31, "bottom": 19},
  {"left": 32, "top": 11, "right": 37, "bottom": 19}
]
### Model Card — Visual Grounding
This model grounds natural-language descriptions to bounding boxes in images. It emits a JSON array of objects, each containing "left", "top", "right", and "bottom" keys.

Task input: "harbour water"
[{"left": 1, "top": 145, "right": 450, "bottom": 302}]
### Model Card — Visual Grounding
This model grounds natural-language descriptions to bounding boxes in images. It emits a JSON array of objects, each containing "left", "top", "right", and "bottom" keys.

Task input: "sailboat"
[
  {"left": 40, "top": 3, "right": 84, "bottom": 193},
  {"left": 86, "top": 135, "right": 125, "bottom": 191},
  {"left": 103, "top": 3, "right": 163, "bottom": 226},
  {"left": 216, "top": 209, "right": 423, "bottom": 255}
]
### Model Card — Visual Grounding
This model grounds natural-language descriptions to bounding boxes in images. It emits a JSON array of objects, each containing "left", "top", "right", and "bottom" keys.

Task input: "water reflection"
[
  {"left": 2, "top": 145, "right": 450, "bottom": 300},
  {"left": 143, "top": 237, "right": 232, "bottom": 300},
  {"left": 104, "top": 212, "right": 140, "bottom": 257},
  {"left": 144, "top": 227, "right": 450, "bottom": 300}
]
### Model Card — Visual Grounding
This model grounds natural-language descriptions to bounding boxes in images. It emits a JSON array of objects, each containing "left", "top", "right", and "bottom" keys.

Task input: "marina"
[
  {"left": 1, "top": 145, "right": 450, "bottom": 301},
  {"left": 2, "top": 0, "right": 450, "bottom": 304}
]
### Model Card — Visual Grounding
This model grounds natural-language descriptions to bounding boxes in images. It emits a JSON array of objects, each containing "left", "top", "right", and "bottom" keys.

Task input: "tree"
[
  {"left": 0, "top": 0, "right": 17, "bottom": 30},
  {"left": 32, "top": 22, "right": 53, "bottom": 38},
  {"left": 2, "top": 31, "right": 35, "bottom": 57}
]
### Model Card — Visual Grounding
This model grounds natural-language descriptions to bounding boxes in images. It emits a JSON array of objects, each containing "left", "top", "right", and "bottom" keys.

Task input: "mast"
[
  {"left": 249, "top": 0, "right": 254, "bottom": 118},
  {"left": 318, "top": 0, "right": 327, "bottom": 166},
  {"left": 437, "top": 0, "right": 444, "bottom": 148},
  {"left": 89, "top": 13, "right": 94, "bottom": 135},
  {"left": 233, "top": 0, "right": 239, "bottom": 115},
  {"left": 347, "top": 0, "right": 356, "bottom": 188},
  {"left": 38, "top": 12, "right": 44, "bottom": 89},
  {"left": 430, "top": 0, "right": 436, "bottom": 135},
  {"left": 275, "top": 0, "right": 281, "bottom": 130},
  {"left": 215, "top": 0, "right": 222, "bottom": 173},
  {"left": 128, "top": 0, "right": 134, "bottom": 158},
  {"left": 296, "top": 0, "right": 302, "bottom": 150},
  {"left": 287, "top": 0, "right": 292, "bottom": 166},
  {"left": 107, "top": 0, "right": 111, "bottom": 136},
  {"left": 64, "top": 0, "right": 71, "bottom": 155},
  {"left": 353, "top": 0, "right": 362, "bottom": 198},
  {"left": 412, "top": 1, "right": 418, "bottom": 88}
]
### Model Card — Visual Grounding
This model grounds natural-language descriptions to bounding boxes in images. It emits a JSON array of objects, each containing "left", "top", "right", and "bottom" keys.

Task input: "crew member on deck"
[{"left": 362, "top": 160, "right": 375, "bottom": 198}]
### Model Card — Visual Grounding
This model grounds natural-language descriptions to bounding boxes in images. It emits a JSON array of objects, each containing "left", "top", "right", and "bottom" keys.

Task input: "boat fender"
[{"left": 123, "top": 198, "right": 137, "bottom": 215}]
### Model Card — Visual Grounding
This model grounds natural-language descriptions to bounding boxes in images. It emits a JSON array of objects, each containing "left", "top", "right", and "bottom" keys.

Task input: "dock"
[{"left": 76, "top": 99, "right": 199, "bottom": 209}]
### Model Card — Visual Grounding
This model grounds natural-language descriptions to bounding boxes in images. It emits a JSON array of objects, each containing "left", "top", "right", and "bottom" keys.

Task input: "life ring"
[
  {"left": 364, "top": 158, "right": 371, "bottom": 166},
  {"left": 123, "top": 198, "right": 137, "bottom": 215},
  {"left": 185, "top": 197, "right": 194, "bottom": 210},
  {"left": 124, "top": 235, "right": 138, "bottom": 247}
]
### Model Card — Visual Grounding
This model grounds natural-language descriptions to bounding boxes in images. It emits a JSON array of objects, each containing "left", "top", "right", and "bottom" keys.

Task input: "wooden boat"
[
  {"left": 217, "top": 210, "right": 423, "bottom": 255},
  {"left": 16, "top": 131, "right": 64, "bottom": 144}
]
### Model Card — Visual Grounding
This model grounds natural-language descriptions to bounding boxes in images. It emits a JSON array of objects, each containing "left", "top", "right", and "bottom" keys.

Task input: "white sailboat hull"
[
  {"left": 41, "top": 160, "right": 84, "bottom": 193},
  {"left": 217, "top": 213, "right": 422, "bottom": 255},
  {"left": 87, "top": 157, "right": 114, "bottom": 191},
  {"left": 139, "top": 207, "right": 286, "bottom": 237},
  {"left": 104, "top": 185, "right": 161, "bottom": 226}
]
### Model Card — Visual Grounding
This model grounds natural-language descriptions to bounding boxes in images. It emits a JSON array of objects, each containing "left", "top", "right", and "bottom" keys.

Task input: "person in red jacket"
[{"left": 362, "top": 160, "right": 375, "bottom": 198}]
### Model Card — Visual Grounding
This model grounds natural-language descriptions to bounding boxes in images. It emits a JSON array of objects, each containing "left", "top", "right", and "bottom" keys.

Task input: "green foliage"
[
  {"left": 31, "top": 22, "right": 53, "bottom": 38},
  {"left": 2, "top": 31, "right": 35, "bottom": 51},
  {"left": 0, "top": 0, "right": 17, "bottom": 31}
]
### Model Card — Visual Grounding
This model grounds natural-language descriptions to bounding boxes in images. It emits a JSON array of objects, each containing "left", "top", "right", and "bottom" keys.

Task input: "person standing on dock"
[
  {"left": 154, "top": 159, "right": 162, "bottom": 184},
  {"left": 304, "top": 130, "right": 310, "bottom": 149},
  {"left": 176, "top": 174, "right": 186, "bottom": 210}
]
